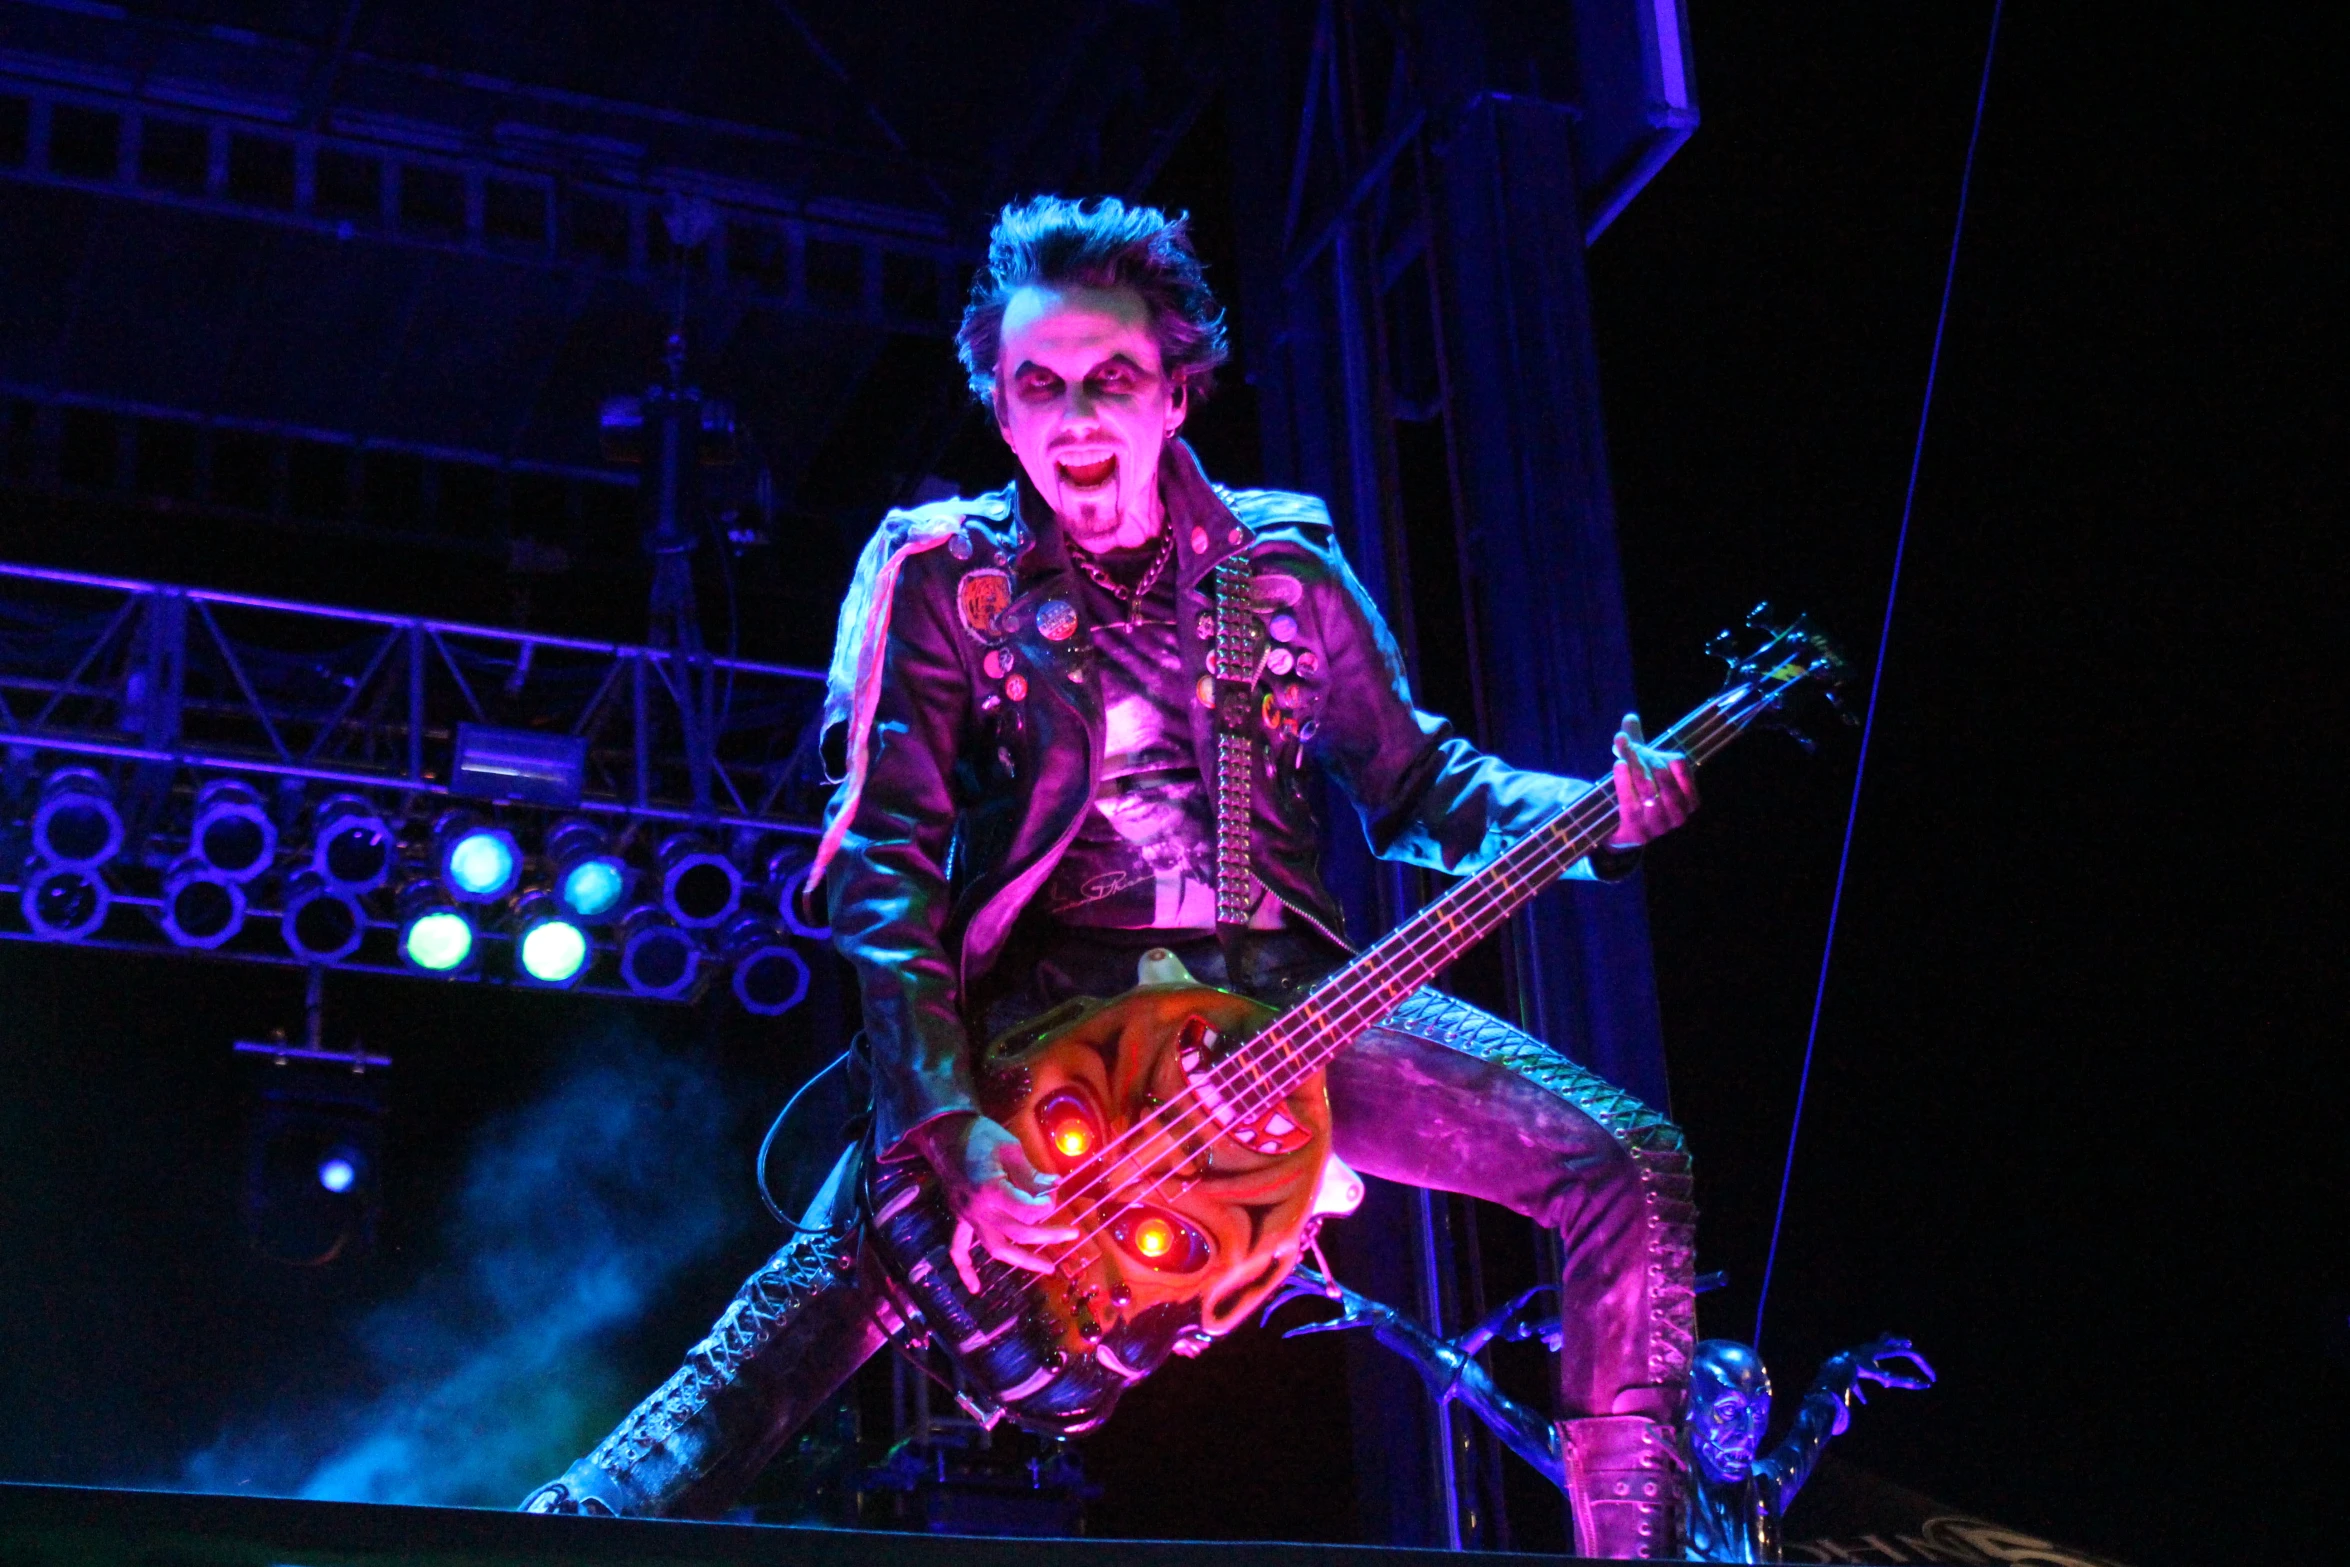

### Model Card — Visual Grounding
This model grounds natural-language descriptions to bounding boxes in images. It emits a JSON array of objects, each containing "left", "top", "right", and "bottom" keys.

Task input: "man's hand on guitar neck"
[
  {"left": 1604, "top": 711, "right": 1700, "bottom": 850},
  {"left": 910, "top": 1113, "right": 1081, "bottom": 1293}
]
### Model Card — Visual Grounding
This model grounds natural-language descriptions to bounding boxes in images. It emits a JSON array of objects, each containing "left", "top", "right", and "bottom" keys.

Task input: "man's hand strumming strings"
[{"left": 911, "top": 1113, "right": 1080, "bottom": 1294}]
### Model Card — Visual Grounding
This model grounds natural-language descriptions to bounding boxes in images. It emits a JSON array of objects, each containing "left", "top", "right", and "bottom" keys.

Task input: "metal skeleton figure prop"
[
  {"left": 1270, "top": 1279, "right": 1934, "bottom": 1564},
  {"left": 1682, "top": 1336, "right": 1936, "bottom": 1563}
]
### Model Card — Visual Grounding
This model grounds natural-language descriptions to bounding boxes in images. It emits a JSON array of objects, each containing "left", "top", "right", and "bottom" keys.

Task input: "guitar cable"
[{"left": 1752, "top": 0, "right": 2007, "bottom": 1349}]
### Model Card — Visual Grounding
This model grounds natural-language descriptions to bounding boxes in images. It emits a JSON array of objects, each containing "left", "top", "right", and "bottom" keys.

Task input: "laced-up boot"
[{"left": 1559, "top": 1414, "right": 1686, "bottom": 1559}]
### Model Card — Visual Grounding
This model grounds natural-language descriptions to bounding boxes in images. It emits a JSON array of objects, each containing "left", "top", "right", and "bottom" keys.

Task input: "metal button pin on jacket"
[
  {"left": 1266, "top": 647, "right": 1294, "bottom": 676},
  {"left": 983, "top": 648, "right": 1011, "bottom": 679},
  {"left": 1195, "top": 612, "right": 1216, "bottom": 642},
  {"left": 1004, "top": 674, "right": 1028, "bottom": 701},
  {"left": 1037, "top": 599, "right": 1078, "bottom": 641},
  {"left": 947, "top": 529, "right": 973, "bottom": 560},
  {"left": 1189, "top": 526, "right": 1209, "bottom": 552},
  {"left": 1196, "top": 674, "right": 1215, "bottom": 708},
  {"left": 1268, "top": 613, "right": 1298, "bottom": 643}
]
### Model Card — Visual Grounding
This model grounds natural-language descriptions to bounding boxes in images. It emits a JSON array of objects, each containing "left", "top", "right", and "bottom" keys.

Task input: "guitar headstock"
[{"left": 1699, "top": 603, "right": 1854, "bottom": 752}]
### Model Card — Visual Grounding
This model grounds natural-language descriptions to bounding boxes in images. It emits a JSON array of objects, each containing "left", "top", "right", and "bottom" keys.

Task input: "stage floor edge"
[{"left": 0, "top": 1482, "right": 1589, "bottom": 1567}]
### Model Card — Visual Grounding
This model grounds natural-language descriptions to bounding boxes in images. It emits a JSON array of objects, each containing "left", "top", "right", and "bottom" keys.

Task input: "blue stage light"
[
  {"left": 723, "top": 915, "right": 809, "bottom": 1017},
  {"left": 281, "top": 871, "right": 366, "bottom": 963},
  {"left": 192, "top": 779, "right": 278, "bottom": 882},
  {"left": 312, "top": 794, "right": 393, "bottom": 893},
  {"left": 546, "top": 819, "right": 628, "bottom": 921},
  {"left": 618, "top": 904, "right": 701, "bottom": 999},
  {"left": 766, "top": 844, "right": 832, "bottom": 939},
  {"left": 30, "top": 769, "right": 123, "bottom": 869},
  {"left": 317, "top": 1156, "right": 357, "bottom": 1193},
  {"left": 655, "top": 832, "right": 741, "bottom": 929},
  {"left": 513, "top": 891, "right": 591, "bottom": 987},
  {"left": 434, "top": 811, "right": 520, "bottom": 902},
  {"left": 162, "top": 858, "right": 246, "bottom": 949},
  {"left": 21, "top": 860, "right": 109, "bottom": 940}
]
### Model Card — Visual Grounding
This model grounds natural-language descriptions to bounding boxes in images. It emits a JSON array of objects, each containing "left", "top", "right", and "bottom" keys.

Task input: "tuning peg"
[
  {"left": 1706, "top": 628, "right": 1738, "bottom": 663},
  {"left": 1745, "top": 601, "right": 1785, "bottom": 633}
]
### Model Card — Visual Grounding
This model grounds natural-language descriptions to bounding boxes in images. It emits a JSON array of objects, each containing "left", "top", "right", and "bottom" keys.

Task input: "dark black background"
[
  {"left": 1586, "top": 6, "right": 2340, "bottom": 1563},
  {"left": 0, "top": 5, "right": 2337, "bottom": 1565}
]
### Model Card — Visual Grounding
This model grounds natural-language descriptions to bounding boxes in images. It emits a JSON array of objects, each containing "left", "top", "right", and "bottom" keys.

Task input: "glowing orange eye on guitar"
[
  {"left": 1110, "top": 1206, "right": 1209, "bottom": 1272},
  {"left": 1034, "top": 1090, "right": 1101, "bottom": 1171}
]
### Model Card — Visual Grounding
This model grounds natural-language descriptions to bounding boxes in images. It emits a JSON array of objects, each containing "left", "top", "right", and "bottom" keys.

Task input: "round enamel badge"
[{"left": 1037, "top": 598, "right": 1078, "bottom": 641}]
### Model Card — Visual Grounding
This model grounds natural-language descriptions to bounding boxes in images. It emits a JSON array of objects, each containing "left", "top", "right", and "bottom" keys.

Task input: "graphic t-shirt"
[{"left": 1039, "top": 539, "right": 1217, "bottom": 930}]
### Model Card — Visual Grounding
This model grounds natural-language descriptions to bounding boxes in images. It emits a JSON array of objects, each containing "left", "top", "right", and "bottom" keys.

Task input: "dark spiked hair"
[{"left": 955, "top": 195, "right": 1230, "bottom": 406}]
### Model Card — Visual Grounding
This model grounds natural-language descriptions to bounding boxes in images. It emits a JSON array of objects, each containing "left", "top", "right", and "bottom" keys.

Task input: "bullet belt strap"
[{"left": 1210, "top": 555, "right": 1262, "bottom": 926}]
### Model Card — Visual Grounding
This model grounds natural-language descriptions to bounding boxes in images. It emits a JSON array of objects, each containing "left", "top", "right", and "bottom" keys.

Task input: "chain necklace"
[{"left": 1068, "top": 524, "right": 1176, "bottom": 612}]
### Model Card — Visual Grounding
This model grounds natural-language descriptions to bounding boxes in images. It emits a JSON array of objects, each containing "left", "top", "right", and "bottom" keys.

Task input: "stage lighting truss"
[
  {"left": 1, "top": 767, "right": 828, "bottom": 1009},
  {"left": 0, "top": 558, "right": 836, "bottom": 1007}
]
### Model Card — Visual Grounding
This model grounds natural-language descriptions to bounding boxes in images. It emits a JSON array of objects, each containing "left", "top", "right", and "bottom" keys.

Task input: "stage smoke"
[{"left": 179, "top": 1030, "right": 749, "bottom": 1508}]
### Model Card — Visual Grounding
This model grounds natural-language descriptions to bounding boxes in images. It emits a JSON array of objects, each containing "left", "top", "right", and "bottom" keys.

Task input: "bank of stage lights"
[{"left": 12, "top": 770, "right": 823, "bottom": 1014}]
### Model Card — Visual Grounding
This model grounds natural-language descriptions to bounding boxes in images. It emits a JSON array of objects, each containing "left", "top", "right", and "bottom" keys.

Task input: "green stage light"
[
  {"left": 401, "top": 908, "right": 474, "bottom": 973},
  {"left": 514, "top": 892, "right": 591, "bottom": 987}
]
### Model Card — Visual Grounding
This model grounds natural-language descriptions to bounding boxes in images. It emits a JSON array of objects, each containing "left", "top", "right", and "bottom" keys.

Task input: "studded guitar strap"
[{"left": 1209, "top": 554, "right": 1263, "bottom": 927}]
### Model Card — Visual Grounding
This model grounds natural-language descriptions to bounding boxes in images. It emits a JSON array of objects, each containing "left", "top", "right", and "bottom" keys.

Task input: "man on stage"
[{"left": 527, "top": 195, "right": 1700, "bottom": 1559}]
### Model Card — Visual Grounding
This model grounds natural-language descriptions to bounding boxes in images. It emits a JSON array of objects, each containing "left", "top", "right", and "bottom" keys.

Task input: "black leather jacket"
[{"left": 820, "top": 442, "right": 1622, "bottom": 1154}]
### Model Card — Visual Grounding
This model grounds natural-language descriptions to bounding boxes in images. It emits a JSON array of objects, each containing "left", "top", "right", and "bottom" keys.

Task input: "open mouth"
[{"left": 1055, "top": 455, "right": 1117, "bottom": 489}]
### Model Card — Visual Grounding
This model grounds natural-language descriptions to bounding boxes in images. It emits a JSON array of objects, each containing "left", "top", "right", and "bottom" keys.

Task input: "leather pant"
[{"left": 524, "top": 927, "right": 1694, "bottom": 1520}]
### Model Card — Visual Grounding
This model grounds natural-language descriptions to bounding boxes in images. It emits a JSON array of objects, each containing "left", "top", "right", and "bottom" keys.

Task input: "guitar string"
[
  {"left": 998, "top": 697, "right": 1752, "bottom": 1289},
  {"left": 952, "top": 696, "right": 1755, "bottom": 1324},
  {"left": 953, "top": 669, "right": 1794, "bottom": 1324},
  {"left": 1014, "top": 695, "right": 1745, "bottom": 1258}
]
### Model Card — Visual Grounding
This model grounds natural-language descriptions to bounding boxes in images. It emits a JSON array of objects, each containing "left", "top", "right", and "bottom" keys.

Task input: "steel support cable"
[{"left": 1753, "top": 0, "right": 2007, "bottom": 1349}]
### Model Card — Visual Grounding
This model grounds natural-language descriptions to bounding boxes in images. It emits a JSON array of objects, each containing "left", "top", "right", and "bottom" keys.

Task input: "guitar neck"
[{"left": 1237, "top": 695, "right": 1753, "bottom": 1097}]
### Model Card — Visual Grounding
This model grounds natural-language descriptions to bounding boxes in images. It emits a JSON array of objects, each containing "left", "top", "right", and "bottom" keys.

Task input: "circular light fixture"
[
  {"left": 30, "top": 769, "right": 123, "bottom": 869},
  {"left": 766, "top": 844, "right": 832, "bottom": 939},
  {"left": 317, "top": 1155, "right": 359, "bottom": 1193},
  {"left": 161, "top": 858, "right": 246, "bottom": 949},
  {"left": 396, "top": 881, "right": 475, "bottom": 974},
  {"left": 311, "top": 794, "right": 394, "bottom": 893},
  {"left": 618, "top": 904, "right": 700, "bottom": 999},
  {"left": 281, "top": 871, "right": 367, "bottom": 963},
  {"left": 403, "top": 910, "right": 474, "bottom": 972},
  {"left": 192, "top": 779, "right": 278, "bottom": 881},
  {"left": 721, "top": 916, "right": 808, "bottom": 1016},
  {"left": 21, "top": 859, "right": 110, "bottom": 940},
  {"left": 434, "top": 811, "right": 520, "bottom": 903},
  {"left": 546, "top": 819, "right": 628, "bottom": 922},
  {"left": 655, "top": 832, "right": 741, "bottom": 929},
  {"left": 513, "top": 891, "right": 591, "bottom": 988}
]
